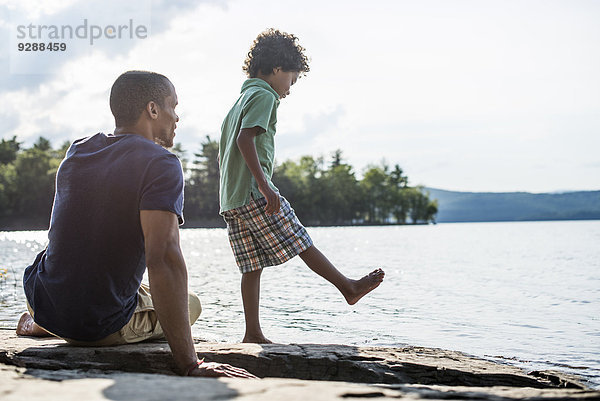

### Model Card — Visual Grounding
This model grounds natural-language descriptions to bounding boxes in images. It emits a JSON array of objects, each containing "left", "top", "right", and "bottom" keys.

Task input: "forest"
[{"left": 0, "top": 135, "right": 438, "bottom": 229}]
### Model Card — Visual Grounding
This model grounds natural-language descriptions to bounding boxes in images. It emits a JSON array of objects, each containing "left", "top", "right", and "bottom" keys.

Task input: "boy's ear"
[{"left": 146, "top": 101, "right": 159, "bottom": 120}]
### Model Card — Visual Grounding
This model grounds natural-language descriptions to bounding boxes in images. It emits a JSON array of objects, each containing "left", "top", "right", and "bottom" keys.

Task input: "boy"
[{"left": 219, "top": 29, "right": 385, "bottom": 343}]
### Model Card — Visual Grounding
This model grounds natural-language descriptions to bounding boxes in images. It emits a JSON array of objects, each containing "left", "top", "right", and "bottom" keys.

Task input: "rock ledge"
[{"left": 0, "top": 329, "right": 597, "bottom": 400}]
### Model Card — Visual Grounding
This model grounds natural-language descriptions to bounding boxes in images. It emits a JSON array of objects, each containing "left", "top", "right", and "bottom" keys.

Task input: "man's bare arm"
[
  {"left": 236, "top": 127, "right": 280, "bottom": 214},
  {"left": 140, "top": 210, "right": 256, "bottom": 378},
  {"left": 141, "top": 210, "right": 197, "bottom": 373}
]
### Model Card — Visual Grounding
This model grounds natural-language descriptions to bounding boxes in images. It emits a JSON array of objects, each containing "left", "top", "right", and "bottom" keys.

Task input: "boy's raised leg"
[
  {"left": 299, "top": 245, "right": 385, "bottom": 305},
  {"left": 240, "top": 269, "right": 272, "bottom": 343}
]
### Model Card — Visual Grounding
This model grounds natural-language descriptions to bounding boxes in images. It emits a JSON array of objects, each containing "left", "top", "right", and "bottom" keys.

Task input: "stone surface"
[{"left": 1, "top": 329, "right": 598, "bottom": 400}]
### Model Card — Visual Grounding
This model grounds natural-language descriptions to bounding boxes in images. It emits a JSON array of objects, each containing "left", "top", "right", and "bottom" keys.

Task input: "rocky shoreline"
[{"left": 0, "top": 329, "right": 597, "bottom": 400}]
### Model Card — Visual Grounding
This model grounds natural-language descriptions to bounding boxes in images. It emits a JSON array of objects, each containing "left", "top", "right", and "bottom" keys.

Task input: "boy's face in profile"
[{"left": 268, "top": 68, "right": 299, "bottom": 99}]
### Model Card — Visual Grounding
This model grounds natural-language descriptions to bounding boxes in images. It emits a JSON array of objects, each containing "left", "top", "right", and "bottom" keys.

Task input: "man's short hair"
[
  {"left": 243, "top": 28, "right": 310, "bottom": 78},
  {"left": 110, "top": 71, "right": 173, "bottom": 127}
]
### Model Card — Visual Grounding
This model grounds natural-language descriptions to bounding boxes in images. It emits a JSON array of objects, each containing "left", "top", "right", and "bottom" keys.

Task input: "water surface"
[{"left": 1, "top": 221, "right": 598, "bottom": 387}]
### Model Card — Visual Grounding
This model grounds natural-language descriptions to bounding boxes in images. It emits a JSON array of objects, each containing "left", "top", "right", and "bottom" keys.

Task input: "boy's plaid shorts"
[{"left": 222, "top": 195, "right": 313, "bottom": 273}]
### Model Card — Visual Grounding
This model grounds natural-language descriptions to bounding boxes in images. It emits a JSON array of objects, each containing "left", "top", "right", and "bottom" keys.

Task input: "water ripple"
[{"left": 0, "top": 221, "right": 599, "bottom": 388}]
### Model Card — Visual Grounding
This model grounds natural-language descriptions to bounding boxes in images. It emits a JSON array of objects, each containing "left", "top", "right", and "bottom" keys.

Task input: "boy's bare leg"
[
  {"left": 299, "top": 245, "right": 385, "bottom": 305},
  {"left": 16, "top": 312, "right": 53, "bottom": 337},
  {"left": 241, "top": 269, "right": 272, "bottom": 343}
]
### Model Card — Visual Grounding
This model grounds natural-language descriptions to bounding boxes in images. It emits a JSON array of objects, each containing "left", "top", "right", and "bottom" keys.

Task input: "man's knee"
[{"left": 188, "top": 291, "right": 202, "bottom": 324}]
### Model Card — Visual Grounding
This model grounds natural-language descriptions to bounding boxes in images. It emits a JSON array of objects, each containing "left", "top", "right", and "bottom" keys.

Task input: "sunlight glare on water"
[{"left": 1, "top": 221, "right": 598, "bottom": 388}]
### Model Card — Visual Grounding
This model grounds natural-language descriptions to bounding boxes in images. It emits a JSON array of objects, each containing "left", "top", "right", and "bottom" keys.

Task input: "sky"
[{"left": 0, "top": 0, "right": 599, "bottom": 193}]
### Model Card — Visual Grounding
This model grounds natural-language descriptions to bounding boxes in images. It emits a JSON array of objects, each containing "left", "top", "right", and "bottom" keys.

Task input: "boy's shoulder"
[{"left": 241, "top": 78, "right": 279, "bottom": 102}]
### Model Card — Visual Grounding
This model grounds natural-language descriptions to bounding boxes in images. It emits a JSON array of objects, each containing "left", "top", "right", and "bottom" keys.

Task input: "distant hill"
[{"left": 424, "top": 188, "right": 600, "bottom": 223}]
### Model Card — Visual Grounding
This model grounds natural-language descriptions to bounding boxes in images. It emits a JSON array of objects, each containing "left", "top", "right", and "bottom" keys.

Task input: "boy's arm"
[{"left": 236, "top": 127, "right": 280, "bottom": 214}]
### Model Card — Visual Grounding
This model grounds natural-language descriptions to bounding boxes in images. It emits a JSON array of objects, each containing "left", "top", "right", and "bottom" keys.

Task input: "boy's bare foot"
[
  {"left": 16, "top": 312, "right": 52, "bottom": 337},
  {"left": 345, "top": 268, "right": 385, "bottom": 305},
  {"left": 242, "top": 334, "right": 273, "bottom": 344}
]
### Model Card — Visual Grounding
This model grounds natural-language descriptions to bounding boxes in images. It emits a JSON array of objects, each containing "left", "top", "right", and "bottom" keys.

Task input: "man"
[{"left": 18, "top": 71, "right": 254, "bottom": 378}]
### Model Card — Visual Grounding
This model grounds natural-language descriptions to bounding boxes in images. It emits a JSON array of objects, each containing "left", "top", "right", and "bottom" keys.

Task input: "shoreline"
[
  {"left": 0, "top": 329, "right": 597, "bottom": 400},
  {"left": 2, "top": 218, "right": 600, "bottom": 232}
]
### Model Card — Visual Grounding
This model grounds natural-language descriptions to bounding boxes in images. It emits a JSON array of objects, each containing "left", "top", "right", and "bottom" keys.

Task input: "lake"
[{"left": 1, "top": 220, "right": 599, "bottom": 388}]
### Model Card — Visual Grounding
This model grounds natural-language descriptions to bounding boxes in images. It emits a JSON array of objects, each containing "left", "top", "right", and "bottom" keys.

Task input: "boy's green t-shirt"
[{"left": 219, "top": 78, "right": 280, "bottom": 212}]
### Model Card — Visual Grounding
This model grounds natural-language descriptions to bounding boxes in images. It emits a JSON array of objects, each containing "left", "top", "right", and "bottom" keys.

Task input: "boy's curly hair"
[{"left": 243, "top": 28, "right": 310, "bottom": 78}]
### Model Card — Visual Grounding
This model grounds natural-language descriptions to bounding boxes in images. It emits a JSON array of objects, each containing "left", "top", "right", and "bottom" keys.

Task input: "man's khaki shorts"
[{"left": 27, "top": 283, "right": 202, "bottom": 346}]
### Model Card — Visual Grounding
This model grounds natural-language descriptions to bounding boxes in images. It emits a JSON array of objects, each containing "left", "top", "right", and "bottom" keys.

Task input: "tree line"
[{"left": 0, "top": 135, "right": 437, "bottom": 229}]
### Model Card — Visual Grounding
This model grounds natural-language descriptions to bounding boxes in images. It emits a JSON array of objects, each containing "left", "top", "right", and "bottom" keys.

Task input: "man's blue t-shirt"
[{"left": 23, "top": 133, "right": 184, "bottom": 341}]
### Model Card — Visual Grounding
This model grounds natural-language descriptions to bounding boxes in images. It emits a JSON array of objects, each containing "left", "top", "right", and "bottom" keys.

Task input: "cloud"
[
  {"left": 0, "top": 51, "right": 118, "bottom": 145},
  {"left": 0, "top": 112, "right": 19, "bottom": 136},
  {"left": 149, "top": 0, "right": 227, "bottom": 33},
  {"left": 0, "top": 0, "right": 598, "bottom": 192},
  {"left": 0, "top": 0, "right": 230, "bottom": 145},
  {"left": 276, "top": 105, "right": 346, "bottom": 161},
  {"left": 0, "top": 0, "right": 224, "bottom": 91}
]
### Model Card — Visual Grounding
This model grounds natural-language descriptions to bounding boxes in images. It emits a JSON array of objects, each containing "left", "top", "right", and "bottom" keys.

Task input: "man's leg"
[
  {"left": 188, "top": 291, "right": 202, "bottom": 325},
  {"left": 17, "top": 286, "right": 202, "bottom": 346},
  {"left": 299, "top": 245, "right": 385, "bottom": 305},
  {"left": 241, "top": 268, "right": 271, "bottom": 343},
  {"left": 111, "top": 285, "right": 202, "bottom": 345},
  {"left": 63, "top": 289, "right": 201, "bottom": 347}
]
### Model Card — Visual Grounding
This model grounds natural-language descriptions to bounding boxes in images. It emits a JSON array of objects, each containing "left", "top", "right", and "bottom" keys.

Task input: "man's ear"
[{"left": 146, "top": 101, "right": 159, "bottom": 120}]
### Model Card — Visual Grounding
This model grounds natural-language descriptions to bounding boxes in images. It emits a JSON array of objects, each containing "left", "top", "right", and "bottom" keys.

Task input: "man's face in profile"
[{"left": 155, "top": 85, "right": 179, "bottom": 149}]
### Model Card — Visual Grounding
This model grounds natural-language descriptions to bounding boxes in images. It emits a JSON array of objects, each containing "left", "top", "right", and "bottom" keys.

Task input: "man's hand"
[
  {"left": 259, "top": 184, "right": 280, "bottom": 215},
  {"left": 188, "top": 361, "right": 258, "bottom": 378}
]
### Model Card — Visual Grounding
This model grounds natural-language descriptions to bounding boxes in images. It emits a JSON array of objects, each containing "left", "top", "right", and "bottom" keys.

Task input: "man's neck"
[{"left": 114, "top": 126, "right": 153, "bottom": 143}]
